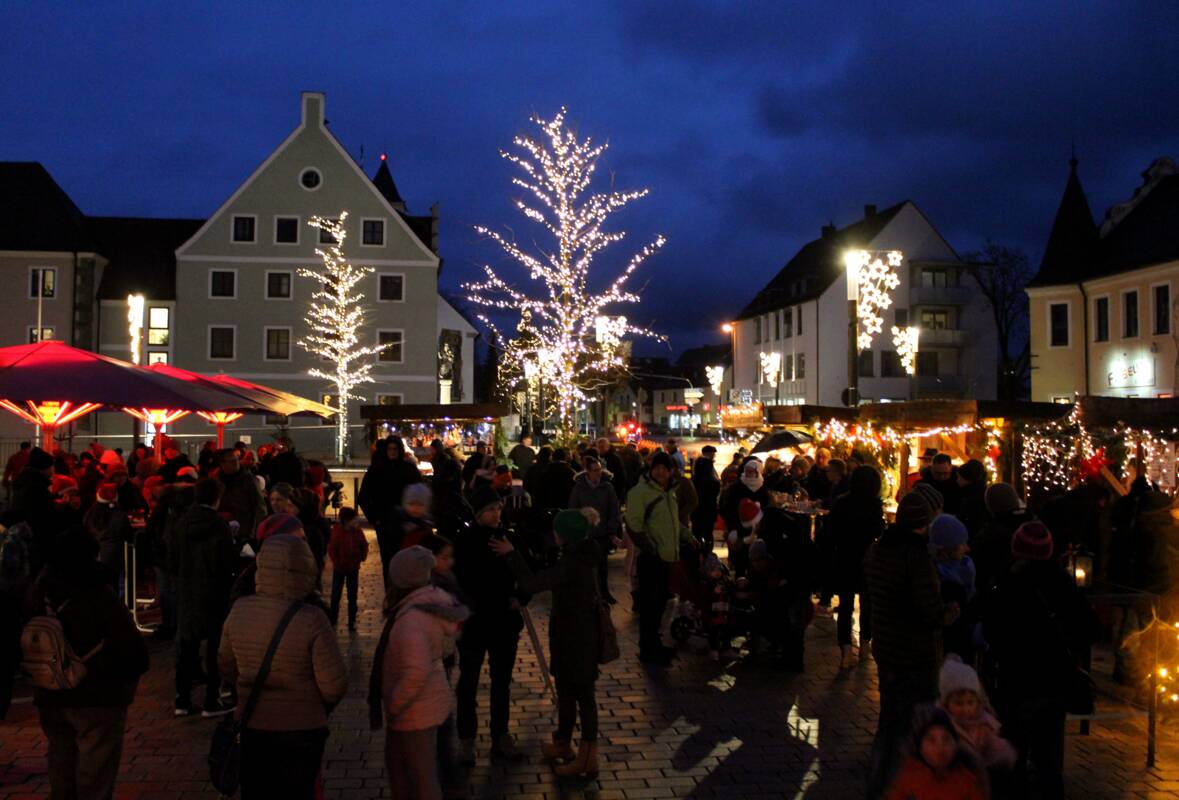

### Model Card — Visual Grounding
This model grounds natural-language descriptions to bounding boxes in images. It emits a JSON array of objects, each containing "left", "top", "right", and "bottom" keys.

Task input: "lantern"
[{"left": 1066, "top": 545, "right": 1094, "bottom": 588}]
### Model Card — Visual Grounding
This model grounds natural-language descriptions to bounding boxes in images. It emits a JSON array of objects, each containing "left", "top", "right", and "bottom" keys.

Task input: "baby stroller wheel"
[{"left": 670, "top": 617, "right": 694, "bottom": 643}]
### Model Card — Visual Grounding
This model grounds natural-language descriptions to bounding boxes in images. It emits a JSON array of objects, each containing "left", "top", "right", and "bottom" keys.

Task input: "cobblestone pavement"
[{"left": 0, "top": 530, "right": 1176, "bottom": 798}]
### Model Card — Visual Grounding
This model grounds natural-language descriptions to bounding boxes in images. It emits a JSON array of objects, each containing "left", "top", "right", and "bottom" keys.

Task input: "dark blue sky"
[{"left": 4, "top": 2, "right": 1179, "bottom": 355}]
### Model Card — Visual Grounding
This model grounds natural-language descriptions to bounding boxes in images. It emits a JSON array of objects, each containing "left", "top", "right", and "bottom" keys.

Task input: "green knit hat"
[{"left": 554, "top": 509, "right": 590, "bottom": 545}]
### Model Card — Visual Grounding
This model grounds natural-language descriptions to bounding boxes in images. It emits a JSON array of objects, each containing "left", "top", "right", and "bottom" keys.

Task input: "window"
[
  {"left": 146, "top": 351, "right": 168, "bottom": 365},
  {"left": 378, "top": 330, "right": 404, "bottom": 363},
  {"left": 266, "top": 271, "right": 292, "bottom": 299},
  {"left": 754, "top": 318, "right": 761, "bottom": 344},
  {"left": 1154, "top": 284, "right": 1171, "bottom": 335},
  {"left": 378, "top": 274, "right": 404, "bottom": 302},
  {"left": 376, "top": 394, "right": 403, "bottom": 405},
  {"left": 796, "top": 305, "right": 803, "bottom": 335},
  {"left": 1094, "top": 297, "right": 1109, "bottom": 342},
  {"left": 27, "top": 326, "right": 53, "bottom": 343},
  {"left": 1123, "top": 291, "right": 1139, "bottom": 338},
  {"left": 921, "top": 309, "right": 949, "bottom": 330},
  {"left": 881, "top": 350, "right": 903, "bottom": 377},
  {"left": 210, "top": 270, "right": 236, "bottom": 298},
  {"left": 148, "top": 307, "right": 169, "bottom": 346},
  {"left": 209, "top": 327, "right": 235, "bottom": 359},
  {"left": 895, "top": 308, "right": 909, "bottom": 327},
  {"left": 796, "top": 353, "right": 805, "bottom": 379},
  {"left": 783, "top": 354, "right": 794, "bottom": 381},
  {"left": 858, "top": 350, "right": 874, "bottom": 377},
  {"left": 362, "top": 219, "right": 385, "bottom": 246},
  {"left": 264, "top": 327, "right": 291, "bottom": 361},
  {"left": 922, "top": 269, "right": 948, "bottom": 288},
  {"left": 1049, "top": 302, "right": 1070, "bottom": 347},
  {"left": 917, "top": 351, "right": 938, "bottom": 377},
  {"left": 319, "top": 219, "right": 340, "bottom": 244},
  {"left": 29, "top": 267, "right": 55, "bottom": 298},
  {"left": 275, "top": 217, "right": 299, "bottom": 244},
  {"left": 774, "top": 312, "right": 780, "bottom": 340},
  {"left": 783, "top": 308, "right": 793, "bottom": 338},
  {"left": 300, "top": 168, "right": 321, "bottom": 190},
  {"left": 232, "top": 215, "right": 256, "bottom": 243}
]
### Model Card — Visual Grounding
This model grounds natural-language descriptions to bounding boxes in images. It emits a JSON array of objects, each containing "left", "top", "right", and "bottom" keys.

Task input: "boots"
[
  {"left": 541, "top": 733, "right": 575, "bottom": 763},
  {"left": 554, "top": 740, "right": 599, "bottom": 780}
]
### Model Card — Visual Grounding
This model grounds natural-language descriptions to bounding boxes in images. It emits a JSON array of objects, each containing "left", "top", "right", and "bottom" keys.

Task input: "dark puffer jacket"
[
  {"left": 174, "top": 504, "right": 237, "bottom": 641},
  {"left": 863, "top": 524, "right": 946, "bottom": 674},
  {"left": 505, "top": 537, "right": 601, "bottom": 684},
  {"left": 828, "top": 490, "right": 885, "bottom": 595}
]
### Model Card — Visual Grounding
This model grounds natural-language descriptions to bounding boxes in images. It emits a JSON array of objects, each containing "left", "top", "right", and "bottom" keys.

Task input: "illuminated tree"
[
  {"left": 464, "top": 108, "right": 665, "bottom": 439},
  {"left": 298, "top": 212, "right": 388, "bottom": 463}
]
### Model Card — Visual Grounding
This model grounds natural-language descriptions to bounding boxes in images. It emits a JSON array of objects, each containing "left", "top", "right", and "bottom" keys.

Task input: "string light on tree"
[
  {"left": 845, "top": 250, "right": 903, "bottom": 351},
  {"left": 297, "top": 212, "right": 384, "bottom": 464},
  {"left": 463, "top": 108, "right": 665, "bottom": 439}
]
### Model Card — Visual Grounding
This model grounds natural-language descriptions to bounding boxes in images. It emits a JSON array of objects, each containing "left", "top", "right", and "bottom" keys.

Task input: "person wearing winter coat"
[
  {"left": 690, "top": 446, "right": 721, "bottom": 551},
  {"left": 266, "top": 438, "right": 306, "bottom": 488},
  {"left": 917, "top": 453, "right": 962, "bottom": 515},
  {"left": 2, "top": 447, "right": 61, "bottom": 578},
  {"left": 82, "top": 482, "right": 131, "bottom": 589},
  {"left": 360, "top": 438, "right": 423, "bottom": 534},
  {"left": 491, "top": 509, "right": 603, "bottom": 779},
  {"left": 568, "top": 456, "right": 621, "bottom": 602},
  {"left": 377, "top": 483, "right": 435, "bottom": 588},
  {"left": 982, "top": 521, "right": 1097, "bottom": 800},
  {"left": 955, "top": 459, "right": 989, "bottom": 540},
  {"left": 827, "top": 465, "right": 885, "bottom": 668},
  {"left": 215, "top": 448, "right": 265, "bottom": 540},
  {"left": 929, "top": 514, "right": 978, "bottom": 662},
  {"left": 453, "top": 487, "right": 532, "bottom": 764},
  {"left": 28, "top": 527, "right": 149, "bottom": 800},
  {"left": 884, "top": 706, "right": 988, "bottom": 800},
  {"left": 173, "top": 478, "right": 238, "bottom": 717},
  {"left": 864, "top": 491, "right": 958, "bottom": 799},
  {"left": 594, "top": 438, "right": 629, "bottom": 500},
  {"left": 219, "top": 533, "right": 349, "bottom": 800},
  {"left": 752, "top": 481, "right": 818, "bottom": 671},
  {"left": 371, "top": 546, "right": 469, "bottom": 800},
  {"left": 719, "top": 458, "right": 769, "bottom": 576},
  {"left": 143, "top": 474, "right": 196, "bottom": 640},
  {"left": 938, "top": 656, "right": 1017, "bottom": 771},
  {"left": 327, "top": 507, "right": 368, "bottom": 630},
  {"left": 539, "top": 449, "right": 577, "bottom": 512},
  {"left": 970, "top": 482, "right": 1032, "bottom": 601}
]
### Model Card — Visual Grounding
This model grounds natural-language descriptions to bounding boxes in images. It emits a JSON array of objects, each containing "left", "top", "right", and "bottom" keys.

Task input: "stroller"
[{"left": 669, "top": 551, "right": 752, "bottom": 647}]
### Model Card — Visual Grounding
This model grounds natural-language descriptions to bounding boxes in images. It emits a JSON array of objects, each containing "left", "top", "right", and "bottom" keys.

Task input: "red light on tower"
[{"left": 380, "top": 153, "right": 387, "bottom": 161}]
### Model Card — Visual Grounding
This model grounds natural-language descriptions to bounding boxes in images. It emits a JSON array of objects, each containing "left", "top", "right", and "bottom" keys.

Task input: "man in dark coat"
[
  {"left": 690, "top": 446, "right": 721, "bottom": 552},
  {"left": 508, "top": 435, "right": 536, "bottom": 478},
  {"left": 358, "top": 437, "right": 422, "bottom": 529},
  {"left": 461, "top": 441, "right": 489, "bottom": 488},
  {"left": 266, "top": 438, "right": 305, "bottom": 488},
  {"left": 595, "top": 438, "right": 629, "bottom": 500},
  {"left": 173, "top": 479, "right": 237, "bottom": 717},
  {"left": 214, "top": 449, "right": 264, "bottom": 540},
  {"left": 568, "top": 456, "right": 621, "bottom": 602},
  {"left": 971, "top": 482, "right": 1033, "bottom": 601},
  {"left": 955, "top": 458, "right": 989, "bottom": 539},
  {"left": 453, "top": 487, "right": 531, "bottom": 764},
  {"left": 827, "top": 465, "right": 885, "bottom": 665},
  {"left": 426, "top": 440, "right": 463, "bottom": 522},
  {"left": 863, "top": 491, "right": 955, "bottom": 798},
  {"left": 917, "top": 453, "right": 962, "bottom": 515},
  {"left": 539, "top": 449, "right": 577, "bottom": 512},
  {"left": 3, "top": 447, "right": 61, "bottom": 577},
  {"left": 29, "top": 527, "right": 149, "bottom": 800}
]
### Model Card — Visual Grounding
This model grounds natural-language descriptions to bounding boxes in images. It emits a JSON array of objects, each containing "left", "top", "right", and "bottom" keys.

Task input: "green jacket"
[{"left": 625, "top": 477, "right": 688, "bottom": 563}]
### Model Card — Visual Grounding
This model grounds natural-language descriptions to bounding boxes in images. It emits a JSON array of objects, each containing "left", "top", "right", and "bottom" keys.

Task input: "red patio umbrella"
[
  {"left": 207, "top": 374, "right": 339, "bottom": 418},
  {"left": 0, "top": 341, "right": 256, "bottom": 451}
]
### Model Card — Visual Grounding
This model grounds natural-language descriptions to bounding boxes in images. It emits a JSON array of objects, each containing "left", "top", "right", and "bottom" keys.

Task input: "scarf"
[{"left": 741, "top": 473, "right": 764, "bottom": 492}]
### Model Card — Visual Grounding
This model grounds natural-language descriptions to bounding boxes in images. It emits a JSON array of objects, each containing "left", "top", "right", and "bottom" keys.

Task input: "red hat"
[
  {"left": 256, "top": 513, "right": 304, "bottom": 544},
  {"left": 739, "top": 498, "right": 763, "bottom": 528},
  {"left": 1011, "top": 521, "right": 1054, "bottom": 561},
  {"left": 50, "top": 475, "right": 78, "bottom": 496},
  {"left": 96, "top": 482, "right": 118, "bottom": 505},
  {"left": 175, "top": 466, "right": 199, "bottom": 483}
]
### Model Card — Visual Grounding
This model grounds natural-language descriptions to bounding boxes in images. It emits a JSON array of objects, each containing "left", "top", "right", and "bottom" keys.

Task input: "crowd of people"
[{"left": 0, "top": 429, "right": 1164, "bottom": 799}]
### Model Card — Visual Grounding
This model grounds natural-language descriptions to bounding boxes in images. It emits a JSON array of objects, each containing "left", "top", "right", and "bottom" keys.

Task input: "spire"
[
  {"left": 1030, "top": 156, "right": 1099, "bottom": 286},
  {"left": 371, "top": 154, "right": 406, "bottom": 212}
]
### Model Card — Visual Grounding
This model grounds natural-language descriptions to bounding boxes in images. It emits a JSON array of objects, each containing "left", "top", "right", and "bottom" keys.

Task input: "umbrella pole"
[
  {"left": 41, "top": 424, "right": 54, "bottom": 452},
  {"left": 154, "top": 428, "right": 164, "bottom": 461},
  {"left": 217, "top": 422, "right": 225, "bottom": 449}
]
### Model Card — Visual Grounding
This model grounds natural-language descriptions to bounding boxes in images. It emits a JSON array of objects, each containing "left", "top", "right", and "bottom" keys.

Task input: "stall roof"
[
  {"left": 859, "top": 400, "right": 977, "bottom": 428},
  {"left": 1077, "top": 396, "right": 1179, "bottom": 430},
  {"left": 766, "top": 404, "right": 857, "bottom": 426},
  {"left": 360, "top": 402, "right": 510, "bottom": 422}
]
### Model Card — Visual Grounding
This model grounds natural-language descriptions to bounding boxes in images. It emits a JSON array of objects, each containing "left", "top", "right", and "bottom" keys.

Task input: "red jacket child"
[{"left": 328, "top": 510, "right": 369, "bottom": 574}]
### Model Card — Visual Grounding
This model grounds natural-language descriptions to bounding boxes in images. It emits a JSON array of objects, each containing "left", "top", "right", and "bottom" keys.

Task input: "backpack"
[
  {"left": 20, "top": 600, "right": 105, "bottom": 691},
  {"left": 0, "top": 521, "right": 33, "bottom": 591}
]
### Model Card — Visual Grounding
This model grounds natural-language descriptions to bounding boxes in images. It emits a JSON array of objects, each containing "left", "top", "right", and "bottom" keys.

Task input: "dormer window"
[{"left": 300, "top": 168, "right": 322, "bottom": 190}]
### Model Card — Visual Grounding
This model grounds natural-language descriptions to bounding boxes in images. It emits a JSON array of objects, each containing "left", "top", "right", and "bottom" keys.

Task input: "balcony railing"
[
  {"left": 918, "top": 328, "right": 966, "bottom": 347},
  {"left": 910, "top": 285, "right": 973, "bottom": 306}
]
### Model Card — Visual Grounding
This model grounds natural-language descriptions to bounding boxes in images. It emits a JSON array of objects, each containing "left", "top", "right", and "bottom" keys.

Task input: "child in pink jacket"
[{"left": 939, "top": 655, "right": 1017, "bottom": 769}]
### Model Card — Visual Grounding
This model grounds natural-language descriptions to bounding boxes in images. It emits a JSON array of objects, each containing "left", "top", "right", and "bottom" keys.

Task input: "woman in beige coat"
[{"left": 219, "top": 534, "right": 348, "bottom": 799}]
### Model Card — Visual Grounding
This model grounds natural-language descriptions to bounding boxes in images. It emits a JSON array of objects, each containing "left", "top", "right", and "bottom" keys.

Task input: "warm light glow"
[
  {"left": 705, "top": 365, "right": 725, "bottom": 396},
  {"left": 759, "top": 351, "right": 781, "bottom": 388},
  {"left": 721, "top": 322, "right": 733, "bottom": 334},
  {"left": 0, "top": 399, "right": 102, "bottom": 428},
  {"left": 845, "top": 250, "right": 903, "bottom": 350},
  {"left": 123, "top": 408, "right": 190, "bottom": 426},
  {"left": 127, "top": 293, "right": 145, "bottom": 366},
  {"left": 196, "top": 411, "right": 245, "bottom": 425},
  {"left": 891, "top": 325, "right": 920, "bottom": 375},
  {"left": 462, "top": 108, "right": 665, "bottom": 437}
]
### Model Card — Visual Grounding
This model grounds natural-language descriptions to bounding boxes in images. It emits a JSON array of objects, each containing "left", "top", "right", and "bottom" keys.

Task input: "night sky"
[{"left": 5, "top": 2, "right": 1179, "bottom": 356}]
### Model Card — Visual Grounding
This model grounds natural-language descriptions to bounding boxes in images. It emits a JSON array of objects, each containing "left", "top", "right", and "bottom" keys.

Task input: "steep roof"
[
  {"left": 0, "top": 162, "right": 96, "bottom": 252},
  {"left": 90, "top": 216, "right": 204, "bottom": 300},
  {"left": 1028, "top": 159, "right": 1100, "bottom": 287},
  {"left": 371, "top": 156, "right": 406, "bottom": 210},
  {"left": 737, "top": 201, "right": 907, "bottom": 319},
  {"left": 369, "top": 157, "right": 436, "bottom": 255},
  {"left": 1099, "top": 173, "right": 1179, "bottom": 275}
]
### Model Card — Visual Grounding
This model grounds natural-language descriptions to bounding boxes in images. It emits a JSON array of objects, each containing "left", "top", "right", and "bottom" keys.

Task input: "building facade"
[
  {"left": 731, "top": 202, "right": 997, "bottom": 408},
  {"left": 1028, "top": 157, "right": 1179, "bottom": 402}
]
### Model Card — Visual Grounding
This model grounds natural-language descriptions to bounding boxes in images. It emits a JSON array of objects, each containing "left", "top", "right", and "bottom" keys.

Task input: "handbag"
[{"left": 209, "top": 601, "right": 304, "bottom": 796}]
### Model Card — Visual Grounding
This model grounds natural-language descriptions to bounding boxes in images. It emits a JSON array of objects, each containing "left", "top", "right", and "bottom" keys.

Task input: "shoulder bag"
[{"left": 209, "top": 601, "right": 304, "bottom": 796}]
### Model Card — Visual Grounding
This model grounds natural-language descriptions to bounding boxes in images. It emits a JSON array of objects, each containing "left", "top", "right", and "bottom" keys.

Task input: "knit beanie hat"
[
  {"left": 939, "top": 654, "right": 983, "bottom": 704},
  {"left": 897, "top": 492, "right": 934, "bottom": 531},
  {"left": 492, "top": 469, "right": 513, "bottom": 491},
  {"left": 388, "top": 545, "right": 435, "bottom": 590},
  {"left": 649, "top": 450, "right": 673, "bottom": 472},
  {"left": 1011, "top": 520, "right": 1053, "bottom": 561},
  {"left": 929, "top": 514, "right": 969, "bottom": 550},
  {"left": 739, "top": 498, "right": 763, "bottom": 528},
  {"left": 27, "top": 447, "right": 53, "bottom": 471},
  {"left": 175, "top": 466, "right": 199, "bottom": 483},
  {"left": 911, "top": 483, "right": 944, "bottom": 515},
  {"left": 468, "top": 485, "right": 502, "bottom": 517},
  {"left": 257, "top": 512, "right": 304, "bottom": 544},
  {"left": 554, "top": 509, "right": 590, "bottom": 545},
  {"left": 50, "top": 475, "right": 78, "bottom": 496},
  {"left": 958, "top": 459, "right": 986, "bottom": 484},
  {"left": 402, "top": 482, "right": 432, "bottom": 508},
  {"left": 748, "top": 539, "right": 769, "bottom": 562},
  {"left": 95, "top": 482, "right": 118, "bottom": 505},
  {"left": 985, "top": 482, "right": 1023, "bottom": 516}
]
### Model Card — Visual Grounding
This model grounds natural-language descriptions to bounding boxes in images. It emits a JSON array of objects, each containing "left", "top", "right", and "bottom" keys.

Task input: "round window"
[{"left": 300, "top": 168, "right": 322, "bottom": 190}]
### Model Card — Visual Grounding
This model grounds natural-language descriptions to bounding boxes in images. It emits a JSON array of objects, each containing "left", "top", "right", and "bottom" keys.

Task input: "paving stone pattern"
[{"left": 0, "top": 529, "right": 1175, "bottom": 798}]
